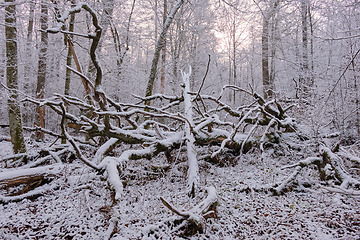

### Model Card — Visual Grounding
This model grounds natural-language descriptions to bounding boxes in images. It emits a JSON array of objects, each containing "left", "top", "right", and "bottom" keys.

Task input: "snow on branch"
[
  {"left": 47, "top": 3, "right": 101, "bottom": 34},
  {"left": 100, "top": 157, "right": 123, "bottom": 200}
]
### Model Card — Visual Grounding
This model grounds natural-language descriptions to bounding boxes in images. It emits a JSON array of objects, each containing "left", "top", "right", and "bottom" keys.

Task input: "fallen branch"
[
  {"left": 317, "top": 184, "right": 360, "bottom": 195},
  {"left": 159, "top": 186, "right": 217, "bottom": 237},
  {"left": 320, "top": 146, "right": 360, "bottom": 188},
  {"left": 0, "top": 182, "right": 59, "bottom": 203}
]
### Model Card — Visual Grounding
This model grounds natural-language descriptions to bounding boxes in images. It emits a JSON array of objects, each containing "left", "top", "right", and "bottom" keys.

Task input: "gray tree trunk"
[
  {"left": 262, "top": 17, "right": 271, "bottom": 99},
  {"left": 23, "top": 1, "right": 35, "bottom": 126},
  {"left": 65, "top": 1, "right": 76, "bottom": 98},
  {"left": 87, "top": 0, "right": 115, "bottom": 81},
  {"left": 262, "top": 0, "right": 280, "bottom": 99},
  {"left": 34, "top": 0, "right": 49, "bottom": 141},
  {"left": 5, "top": 0, "right": 26, "bottom": 153},
  {"left": 160, "top": 0, "right": 168, "bottom": 94},
  {"left": 300, "top": 0, "right": 309, "bottom": 92},
  {"left": 62, "top": 0, "right": 76, "bottom": 144}
]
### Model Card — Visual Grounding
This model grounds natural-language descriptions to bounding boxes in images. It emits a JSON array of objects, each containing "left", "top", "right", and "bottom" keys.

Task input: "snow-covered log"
[
  {"left": 0, "top": 164, "right": 63, "bottom": 203},
  {"left": 0, "top": 182, "right": 59, "bottom": 204},
  {"left": 338, "top": 146, "right": 360, "bottom": 165}
]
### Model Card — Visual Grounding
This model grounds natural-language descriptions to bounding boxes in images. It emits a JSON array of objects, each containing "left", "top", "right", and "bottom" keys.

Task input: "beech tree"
[{"left": 5, "top": 0, "right": 26, "bottom": 153}]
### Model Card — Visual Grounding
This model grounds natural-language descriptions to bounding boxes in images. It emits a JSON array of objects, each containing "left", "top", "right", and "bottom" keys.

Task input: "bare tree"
[
  {"left": 62, "top": 0, "right": 76, "bottom": 144},
  {"left": 110, "top": 0, "right": 136, "bottom": 76}
]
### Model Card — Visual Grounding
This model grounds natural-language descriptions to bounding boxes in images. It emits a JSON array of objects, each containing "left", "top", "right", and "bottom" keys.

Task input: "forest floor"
[{"left": 0, "top": 136, "right": 360, "bottom": 239}]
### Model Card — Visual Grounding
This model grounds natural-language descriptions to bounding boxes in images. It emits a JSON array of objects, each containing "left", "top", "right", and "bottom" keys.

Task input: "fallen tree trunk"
[{"left": 0, "top": 164, "right": 63, "bottom": 203}]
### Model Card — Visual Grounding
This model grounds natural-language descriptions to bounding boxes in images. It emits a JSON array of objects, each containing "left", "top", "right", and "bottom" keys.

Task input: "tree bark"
[
  {"left": 87, "top": 0, "right": 114, "bottom": 82},
  {"left": 34, "top": 0, "right": 49, "bottom": 141},
  {"left": 160, "top": 0, "right": 168, "bottom": 94},
  {"left": 300, "top": 0, "right": 309, "bottom": 94},
  {"left": 62, "top": 0, "right": 76, "bottom": 144},
  {"left": 262, "top": 0, "right": 280, "bottom": 100},
  {"left": 262, "top": 17, "right": 271, "bottom": 99},
  {"left": 65, "top": 1, "right": 76, "bottom": 98},
  {"left": 5, "top": 0, "right": 26, "bottom": 154},
  {"left": 23, "top": 1, "right": 35, "bottom": 126}
]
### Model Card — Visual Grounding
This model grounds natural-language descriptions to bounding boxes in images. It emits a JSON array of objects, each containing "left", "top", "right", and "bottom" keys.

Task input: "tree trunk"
[
  {"left": 64, "top": 2, "right": 76, "bottom": 98},
  {"left": 308, "top": 1, "right": 314, "bottom": 88},
  {"left": 23, "top": 1, "right": 35, "bottom": 126},
  {"left": 300, "top": 0, "right": 309, "bottom": 94},
  {"left": 232, "top": 17, "right": 236, "bottom": 104},
  {"left": 262, "top": 17, "right": 271, "bottom": 99},
  {"left": 262, "top": 0, "right": 280, "bottom": 100},
  {"left": 87, "top": 0, "right": 115, "bottom": 81},
  {"left": 34, "top": 0, "right": 48, "bottom": 141},
  {"left": 62, "top": 0, "right": 76, "bottom": 144},
  {"left": 5, "top": 0, "right": 26, "bottom": 154},
  {"left": 145, "top": 0, "right": 184, "bottom": 105},
  {"left": 160, "top": 0, "right": 168, "bottom": 94}
]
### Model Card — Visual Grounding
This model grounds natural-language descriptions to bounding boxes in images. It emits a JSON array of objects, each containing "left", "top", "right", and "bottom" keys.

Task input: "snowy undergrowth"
[{"left": 1, "top": 141, "right": 359, "bottom": 239}]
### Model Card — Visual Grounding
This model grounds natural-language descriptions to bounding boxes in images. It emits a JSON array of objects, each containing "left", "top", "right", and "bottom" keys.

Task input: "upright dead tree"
[
  {"left": 5, "top": 0, "right": 26, "bottom": 153},
  {"left": 64, "top": 1, "right": 76, "bottom": 99},
  {"left": 182, "top": 67, "right": 199, "bottom": 197},
  {"left": 34, "top": 0, "right": 49, "bottom": 141},
  {"left": 145, "top": 0, "right": 184, "bottom": 105}
]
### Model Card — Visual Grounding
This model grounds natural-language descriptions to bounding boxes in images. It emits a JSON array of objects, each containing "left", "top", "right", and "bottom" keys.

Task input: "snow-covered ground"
[{"left": 0, "top": 140, "right": 359, "bottom": 239}]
